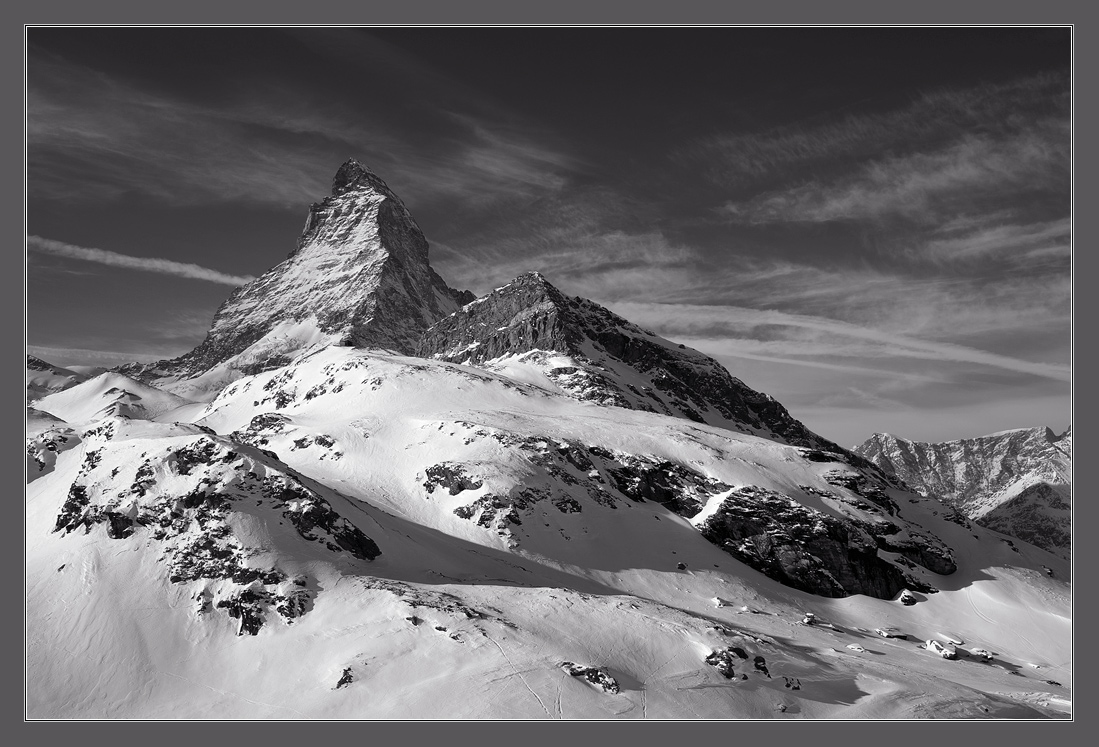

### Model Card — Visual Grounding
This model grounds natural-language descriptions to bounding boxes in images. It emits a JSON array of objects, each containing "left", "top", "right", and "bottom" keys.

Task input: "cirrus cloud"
[{"left": 28, "top": 236, "right": 256, "bottom": 286}]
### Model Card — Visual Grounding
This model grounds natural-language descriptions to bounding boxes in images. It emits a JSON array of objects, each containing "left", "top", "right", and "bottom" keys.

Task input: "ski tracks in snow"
[
  {"left": 966, "top": 586, "right": 999, "bottom": 627},
  {"left": 486, "top": 638, "right": 553, "bottom": 718}
]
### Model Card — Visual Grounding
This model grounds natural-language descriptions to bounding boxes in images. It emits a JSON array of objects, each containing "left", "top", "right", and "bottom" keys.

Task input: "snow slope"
[
  {"left": 24, "top": 346, "right": 1070, "bottom": 718},
  {"left": 25, "top": 159, "right": 1071, "bottom": 720},
  {"left": 34, "top": 372, "right": 196, "bottom": 424},
  {"left": 26, "top": 355, "right": 87, "bottom": 402}
]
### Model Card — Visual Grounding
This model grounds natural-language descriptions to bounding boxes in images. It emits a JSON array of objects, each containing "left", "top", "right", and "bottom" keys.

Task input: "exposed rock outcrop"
[
  {"left": 49, "top": 418, "right": 379, "bottom": 635},
  {"left": 560, "top": 662, "right": 620, "bottom": 693},
  {"left": 695, "top": 485, "right": 950, "bottom": 598}
]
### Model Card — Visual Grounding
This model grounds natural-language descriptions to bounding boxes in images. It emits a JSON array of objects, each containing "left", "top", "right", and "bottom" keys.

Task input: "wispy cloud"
[
  {"left": 918, "top": 217, "right": 1071, "bottom": 265},
  {"left": 669, "top": 336, "right": 944, "bottom": 381},
  {"left": 26, "top": 345, "right": 167, "bottom": 366},
  {"left": 446, "top": 112, "right": 577, "bottom": 194},
  {"left": 609, "top": 301, "right": 1071, "bottom": 383},
  {"left": 719, "top": 127, "right": 1069, "bottom": 226},
  {"left": 431, "top": 186, "right": 683, "bottom": 297},
  {"left": 691, "top": 72, "right": 1069, "bottom": 188},
  {"left": 28, "top": 236, "right": 255, "bottom": 286},
  {"left": 27, "top": 43, "right": 582, "bottom": 213},
  {"left": 644, "top": 257, "right": 1070, "bottom": 342}
]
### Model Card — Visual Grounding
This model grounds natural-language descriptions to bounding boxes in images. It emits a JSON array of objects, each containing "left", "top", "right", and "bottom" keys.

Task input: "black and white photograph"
[{"left": 25, "top": 26, "right": 1072, "bottom": 719}]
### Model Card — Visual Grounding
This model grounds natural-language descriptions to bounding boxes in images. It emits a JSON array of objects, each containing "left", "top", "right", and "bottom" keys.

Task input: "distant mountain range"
[{"left": 854, "top": 427, "right": 1071, "bottom": 559}]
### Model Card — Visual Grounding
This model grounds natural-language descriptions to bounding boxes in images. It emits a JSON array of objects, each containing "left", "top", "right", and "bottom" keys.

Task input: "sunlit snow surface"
[{"left": 26, "top": 347, "right": 1071, "bottom": 719}]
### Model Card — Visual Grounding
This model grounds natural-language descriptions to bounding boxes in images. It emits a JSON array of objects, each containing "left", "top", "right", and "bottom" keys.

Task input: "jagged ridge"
[
  {"left": 854, "top": 427, "right": 1071, "bottom": 558},
  {"left": 418, "top": 271, "right": 866, "bottom": 455}
]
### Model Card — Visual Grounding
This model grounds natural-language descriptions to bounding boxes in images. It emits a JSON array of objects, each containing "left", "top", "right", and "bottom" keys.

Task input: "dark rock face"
[
  {"left": 119, "top": 159, "right": 473, "bottom": 380},
  {"left": 976, "top": 482, "right": 1072, "bottom": 553},
  {"left": 856, "top": 519, "right": 956, "bottom": 579},
  {"left": 424, "top": 420, "right": 946, "bottom": 600},
  {"left": 854, "top": 427, "right": 1071, "bottom": 558},
  {"left": 49, "top": 419, "right": 378, "bottom": 636},
  {"left": 417, "top": 272, "right": 848, "bottom": 451},
  {"left": 822, "top": 469, "right": 900, "bottom": 515},
  {"left": 423, "top": 463, "right": 484, "bottom": 496},
  {"left": 430, "top": 425, "right": 737, "bottom": 537},
  {"left": 695, "top": 485, "right": 932, "bottom": 599},
  {"left": 26, "top": 355, "right": 56, "bottom": 372},
  {"left": 603, "top": 452, "right": 732, "bottom": 516}
]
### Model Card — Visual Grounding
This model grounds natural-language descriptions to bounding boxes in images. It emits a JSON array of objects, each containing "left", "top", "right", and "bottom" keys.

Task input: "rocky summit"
[
  {"left": 854, "top": 427, "right": 1072, "bottom": 558},
  {"left": 122, "top": 159, "right": 473, "bottom": 381},
  {"left": 417, "top": 271, "right": 857, "bottom": 453}
]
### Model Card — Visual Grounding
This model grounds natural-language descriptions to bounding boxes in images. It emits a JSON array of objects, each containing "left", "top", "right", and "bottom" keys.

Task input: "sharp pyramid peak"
[
  {"left": 330, "top": 158, "right": 399, "bottom": 199},
  {"left": 117, "top": 159, "right": 473, "bottom": 377}
]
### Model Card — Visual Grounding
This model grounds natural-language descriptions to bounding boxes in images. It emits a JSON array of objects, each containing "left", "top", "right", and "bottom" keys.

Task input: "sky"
[{"left": 25, "top": 27, "right": 1072, "bottom": 446}]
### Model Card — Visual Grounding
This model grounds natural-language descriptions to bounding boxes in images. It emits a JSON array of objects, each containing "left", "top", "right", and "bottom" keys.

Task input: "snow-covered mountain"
[
  {"left": 26, "top": 355, "right": 87, "bottom": 402},
  {"left": 118, "top": 159, "right": 473, "bottom": 400},
  {"left": 854, "top": 428, "right": 1071, "bottom": 559},
  {"left": 26, "top": 162, "right": 1072, "bottom": 719},
  {"left": 417, "top": 271, "right": 845, "bottom": 452},
  {"left": 34, "top": 371, "right": 198, "bottom": 424}
]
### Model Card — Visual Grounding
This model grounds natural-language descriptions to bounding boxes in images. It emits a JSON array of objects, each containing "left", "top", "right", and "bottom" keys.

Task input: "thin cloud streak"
[
  {"left": 27, "top": 45, "right": 582, "bottom": 213},
  {"left": 26, "top": 345, "right": 168, "bottom": 366},
  {"left": 664, "top": 259, "right": 1070, "bottom": 342},
  {"left": 610, "top": 302, "right": 1071, "bottom": 383},
  {"left": 28, "top": 236, "right": 256, "bottom": 286},
  {"left": 692, "top": 72, "right": 1069, "bottom": 187},
  {"left": 919, "top": 217, "right": 1071, "bottom": 264},
  {"left": 673, "top": 336, "right": 942, "bottom": 381},
  {"left": 719, "top": 128, "right": 1069, "bottom": 226}
]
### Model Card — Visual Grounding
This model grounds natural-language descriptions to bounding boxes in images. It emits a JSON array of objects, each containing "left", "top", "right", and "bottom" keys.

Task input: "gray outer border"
[{"left": 9, "top": 0, "right": 1086, "bottom": 741}]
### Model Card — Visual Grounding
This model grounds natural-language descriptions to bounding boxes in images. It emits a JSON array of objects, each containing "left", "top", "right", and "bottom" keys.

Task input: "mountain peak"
[
  {"left": 419, "top": 271, "right": 841, "bottom": 450},
  {"left": 331, "top": 158, "right": 393, "bottom": 198},
  {"left": 513, "top": 270, "right": 548, "bottom": 284},
  {"left": 118, "top": 164, "right": 473, "bottom": 381},
  {"left": 854, "top": 424, "right": 1072, "bottom": 559}
]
